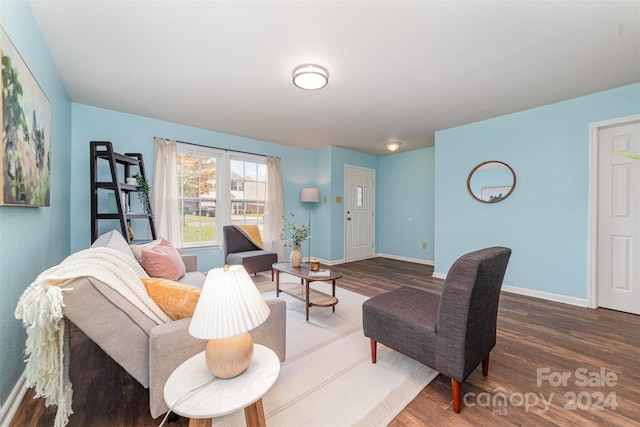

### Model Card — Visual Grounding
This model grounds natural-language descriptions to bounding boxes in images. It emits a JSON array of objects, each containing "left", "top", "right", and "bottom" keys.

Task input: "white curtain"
[
  {"left": 263, "top": 156, "right": 284, "bottom": 261},
  {"left": 152, "top": 138, "right": 183, "bottom": 249}
]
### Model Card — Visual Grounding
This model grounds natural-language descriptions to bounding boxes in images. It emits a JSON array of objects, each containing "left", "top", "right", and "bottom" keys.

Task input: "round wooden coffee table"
[{"left": 164, "top": 344, "right": 280, "bottom": 426}]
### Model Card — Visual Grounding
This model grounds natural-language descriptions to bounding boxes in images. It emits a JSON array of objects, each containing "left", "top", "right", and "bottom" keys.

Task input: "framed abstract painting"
[{"left": 1, "top": 26, "right": 51, "bottom": 207}]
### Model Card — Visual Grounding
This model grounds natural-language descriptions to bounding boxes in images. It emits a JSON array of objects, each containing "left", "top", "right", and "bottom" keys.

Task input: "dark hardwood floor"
[{"left": 10, "top": 258, "right": 640, "bottom": 426}]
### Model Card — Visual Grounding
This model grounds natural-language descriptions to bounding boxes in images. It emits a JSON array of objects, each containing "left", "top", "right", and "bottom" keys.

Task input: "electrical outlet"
[{"left": 422, "top": 242, "right": 427, "bottom": 249}]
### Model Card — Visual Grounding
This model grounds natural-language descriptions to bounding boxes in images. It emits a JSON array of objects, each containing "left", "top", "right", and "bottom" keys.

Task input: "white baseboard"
[
  {"left": 0, "top": 371, "right": 27, "bottom": 427},
  {"left": 377, "top": 253, "right": 434, "bottom": 266},
  {"left": 333, "top": 258, "right": 588, "bottom": 308},
  {"left": 501, "top": 284, "right": 589, "bottom": 307},
  {"left": 433, "top": 272, "right": 589, "bottom": 308}
]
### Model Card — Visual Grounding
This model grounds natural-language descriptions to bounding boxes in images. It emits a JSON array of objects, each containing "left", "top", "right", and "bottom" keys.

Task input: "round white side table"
[{"left": 164, "top": 344, "right": 280, "bottom": 427}]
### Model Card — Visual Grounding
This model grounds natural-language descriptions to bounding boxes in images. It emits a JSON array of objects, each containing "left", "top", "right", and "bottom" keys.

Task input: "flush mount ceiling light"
[
  {"left": 293, "top": 64, "right": 329, "bottom": 90},
  {"left": 385, "top": 141, "right": 401, "bottom": 152}
]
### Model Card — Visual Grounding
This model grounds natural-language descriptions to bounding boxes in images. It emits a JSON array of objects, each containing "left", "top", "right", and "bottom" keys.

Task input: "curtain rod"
[{"left": 154, "top": 137, "right": 280, "bottom": 159}]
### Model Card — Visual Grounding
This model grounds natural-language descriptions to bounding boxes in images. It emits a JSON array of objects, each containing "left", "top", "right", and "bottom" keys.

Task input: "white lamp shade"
[
  {"left": 189, "top": 265, "right": 270, "bottom": 339},
  {"left": 301, "top": 187, "right": 319, "bottom": 203}
]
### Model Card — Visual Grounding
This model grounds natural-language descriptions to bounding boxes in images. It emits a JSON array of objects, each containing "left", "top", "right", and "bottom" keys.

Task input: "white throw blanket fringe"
[{"left": 15, "top": 247, "right": 171, "bottom": 427}]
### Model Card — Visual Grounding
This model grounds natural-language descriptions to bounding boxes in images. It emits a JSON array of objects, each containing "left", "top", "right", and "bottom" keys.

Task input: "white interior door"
[
  {"left": 597, "top": 121, "right": 640, "bottom": 315},
  {"left": 344, "top": 165, "right": 375, "bottom": 261}
]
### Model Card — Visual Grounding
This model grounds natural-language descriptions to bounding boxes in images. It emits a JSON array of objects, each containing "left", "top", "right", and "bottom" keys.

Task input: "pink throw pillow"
[{"left": 140, "top": 239, "right": 186, "bottom": 281}]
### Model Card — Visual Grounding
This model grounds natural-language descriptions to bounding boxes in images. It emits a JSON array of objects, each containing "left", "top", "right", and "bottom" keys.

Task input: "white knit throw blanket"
[{"left": 14, "top": 247, "right": 171, "bottom": 427}]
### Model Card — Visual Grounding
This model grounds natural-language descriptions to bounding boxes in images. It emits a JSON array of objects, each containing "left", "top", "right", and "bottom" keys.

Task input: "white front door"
[
  {"left": 597, "top": 120, "right": 640, "bottom": 315},
  {"left": 344, "top": 165, "right": 375, "bottom": 261}
]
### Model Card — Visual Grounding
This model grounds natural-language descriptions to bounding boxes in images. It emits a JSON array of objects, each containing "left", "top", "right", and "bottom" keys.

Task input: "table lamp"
[{"left": 189, "top": 265, "right": 271, "bottom": 378}]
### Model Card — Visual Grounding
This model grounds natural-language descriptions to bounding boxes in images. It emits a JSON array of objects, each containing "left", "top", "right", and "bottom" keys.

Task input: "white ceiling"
[{"left": 29, "top": 1, "right": 640, "bottom": 156}]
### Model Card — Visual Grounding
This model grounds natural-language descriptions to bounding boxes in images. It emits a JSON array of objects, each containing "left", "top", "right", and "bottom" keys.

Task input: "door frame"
[
  {"left": 588, "top": 114, "right": 640, "bottom": 309},
  {"left": 343, "top": 164, "right": 376, "bottom": 262}
]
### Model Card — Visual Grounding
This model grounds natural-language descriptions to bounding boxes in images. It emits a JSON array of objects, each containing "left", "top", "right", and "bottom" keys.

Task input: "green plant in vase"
[{"left": 280, "top": 213, "right": 310, "bottom": 267}]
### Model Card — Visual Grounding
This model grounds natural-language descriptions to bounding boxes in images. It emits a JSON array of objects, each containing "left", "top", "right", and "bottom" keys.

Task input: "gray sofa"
[{"left": 61, "top": 230, "right": 286, "bottom": 418}]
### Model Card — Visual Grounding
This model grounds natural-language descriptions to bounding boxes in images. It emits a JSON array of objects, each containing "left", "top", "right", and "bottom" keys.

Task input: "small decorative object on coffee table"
[
  {"left": 272, "top": 261, "right": 342, "bottom": 322},
  {"left": 164, "top": 344, "right": 280, "bottom": 427}
]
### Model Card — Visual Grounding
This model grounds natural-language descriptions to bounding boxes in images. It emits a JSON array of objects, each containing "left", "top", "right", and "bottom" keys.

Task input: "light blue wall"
[
  {"left": 308, "top": 145, "right": 434, "bottom": 264},
  {"left": 378, "top": 147, "right": 435, "bottom": 262},
  {"left": 435, "top": 83, "right": 640, "bottom": 299},
  {"left": 71, "top": 104, "right": 315, "bottom": 270},
  {"left": 0, "top": 0, "right": 72, "bottom": 408},
  {"left": 308, "top": 146, "right": 332, "bottom": 261}
]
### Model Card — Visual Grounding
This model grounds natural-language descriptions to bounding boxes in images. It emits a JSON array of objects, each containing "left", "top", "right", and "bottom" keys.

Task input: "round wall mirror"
[{"left": 467, "top": 161, "right": 516, "bottom": 203}]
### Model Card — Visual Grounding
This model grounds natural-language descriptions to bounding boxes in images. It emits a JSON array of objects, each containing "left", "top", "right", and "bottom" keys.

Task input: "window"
[
  {"left": 230, "top": 156, "right": 267, "bottom": 229},
  {"left": 176, "top": 143, "right": 266, "bottom": 247},
  {"left": 177, "top": 147, "right": 219, "bottom": 246}
]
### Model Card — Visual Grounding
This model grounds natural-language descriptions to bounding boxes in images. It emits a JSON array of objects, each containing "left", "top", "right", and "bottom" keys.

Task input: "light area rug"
[{"left": 214, "top": 275, "right": 439, "bottom": 427}]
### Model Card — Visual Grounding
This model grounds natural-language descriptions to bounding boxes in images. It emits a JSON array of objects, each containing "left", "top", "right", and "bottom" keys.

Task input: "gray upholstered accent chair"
[
  {"left": 223, "top": 225, "right": 278, "bottom": 278},
  {"left": 362, "top": 246, "right": 511, "bottom": 413}
]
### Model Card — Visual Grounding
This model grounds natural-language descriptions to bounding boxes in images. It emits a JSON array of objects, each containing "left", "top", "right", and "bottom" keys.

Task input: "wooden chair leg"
[
  {"left": 244, "top": 398, "right": 266, "bottom": 427},
  {"left": 482, "top": 354, "right": 490, "bottom": 376},
  {"left": 451, "top": 379, "right": 462, "bottom": 413},
  {"left": 370, "top": 339, "right": 377, "bottom": 363}
]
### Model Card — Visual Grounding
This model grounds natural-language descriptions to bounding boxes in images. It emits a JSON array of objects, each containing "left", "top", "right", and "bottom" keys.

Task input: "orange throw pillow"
[
  {"left": 237, "top": 224, "right": 263, "bottom": 248},
  {"left": 140, "top": 239, "right": 186, "bottom": 281},
  {"left": 141, "top": 277, "right": 201, "bottom": 320}
]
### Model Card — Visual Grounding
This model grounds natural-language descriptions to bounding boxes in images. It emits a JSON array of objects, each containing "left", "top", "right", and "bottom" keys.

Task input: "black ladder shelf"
[{"left": 90, "top": 141, "right": 157, "bottom": 243}]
